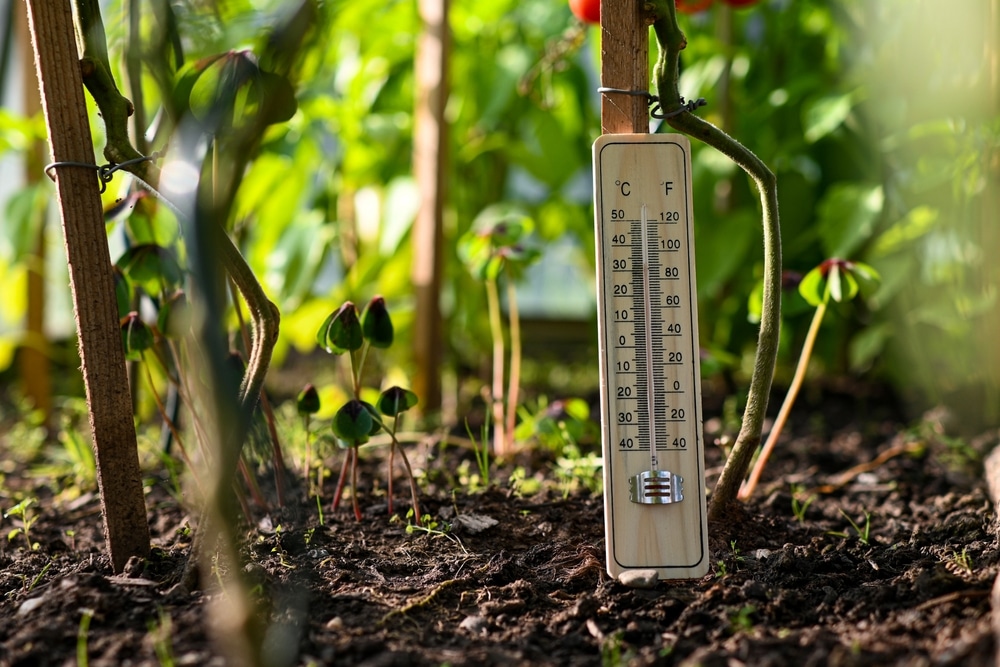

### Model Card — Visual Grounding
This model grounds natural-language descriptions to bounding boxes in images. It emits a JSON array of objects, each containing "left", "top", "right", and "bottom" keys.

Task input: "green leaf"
[
  {"left": 120, "top": 312, "right": 154, "bottom": 361},
  {"left": 174, "top": 50, "right": 297, "bottom": 132},
  {"left": 316, "top": 302, "right": 363, "bottom": 354},
  {"left": 331, "top": 399, "right": 373, "bottom": 444},
  {"left": 115, "top": 244, "right": 184, "bottom": 298},
  {"left": 113, "top": 267, "right": 132, "bottom": 319},
  {"left": 297, "top": 384, "right": 320, "bottom": 415},
  {"left": 798, "top": 266, "right": 827, "bottom": 307},
  {"left": 828, "top": 263, "right": 843, "bottom": 302},
  {"left": 376, "top": 386, "right": 418, "bottom": 418},
  {"left": 157, "top": 290, "right": 190, "bottom": 337},
  {"left": 360, "top": 296, "right": 394, "bottom": 348},
  {"left": 803, "top": 92, "right": 854, "bottom": 144},
  {"left": 817, "top": 184, "right": 884, "bottom": 259}
]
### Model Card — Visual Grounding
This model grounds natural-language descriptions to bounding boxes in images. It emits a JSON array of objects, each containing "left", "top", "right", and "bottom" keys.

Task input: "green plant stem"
[
  {"left": 740, "top": 300, "right": 827, "bottom": 500},
  {"left": 485, "top": 277, "right": 506, "bottom": 455},
  {"left": 504, "top": 279, "right": 521, "bottom": 453},
  {"left": 303, "top": 414, "right": 313, "bottom": 496},
  {"left": 229, "top": 279, "right": 286, "bottom": 507},
  {"left": 77, "top": 609, "right": 93, "bottom": 667},
  {"left": 650, "top": 0, "right": 782, "bottom": 522}
]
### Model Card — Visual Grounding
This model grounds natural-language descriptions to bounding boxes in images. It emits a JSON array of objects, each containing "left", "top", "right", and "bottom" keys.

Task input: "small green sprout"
[
  {"left": 297, "top": 383, "right": 321, "bottom": 497},
  {"left": 5, "top": 498, "right": 40, "bottom": 551},
  {"left": 790, "top": 484, "right": 816, "bottom": 522},
  {"left": 828, "top": 509, "right": 872, "bottom": 545}
]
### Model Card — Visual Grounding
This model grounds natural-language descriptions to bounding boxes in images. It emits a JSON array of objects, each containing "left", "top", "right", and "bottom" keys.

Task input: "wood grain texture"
[
  {"left": 600, "top": 0, "right": 649, "bottom": 134},
  {"left": 26, "top": 0, "right": 149, "bottom": 573}
]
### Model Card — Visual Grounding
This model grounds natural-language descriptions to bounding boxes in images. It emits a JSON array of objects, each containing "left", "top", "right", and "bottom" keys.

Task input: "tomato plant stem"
[{"left": 649, "top": 0, "right": 782, "bottom": 521}]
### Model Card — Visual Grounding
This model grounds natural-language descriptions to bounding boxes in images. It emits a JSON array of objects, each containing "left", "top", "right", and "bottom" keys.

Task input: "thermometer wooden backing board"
[{"left": 593, "top": 134, "right": 709, "bottom": 580}]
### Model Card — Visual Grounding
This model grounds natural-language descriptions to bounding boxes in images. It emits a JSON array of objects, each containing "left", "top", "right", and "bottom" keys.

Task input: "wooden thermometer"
[{"left": 594, "top": 134, "right": 709, "bottom": 580}]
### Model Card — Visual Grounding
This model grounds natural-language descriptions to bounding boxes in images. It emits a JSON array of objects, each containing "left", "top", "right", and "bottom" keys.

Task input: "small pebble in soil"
[
  {"left": 617, "top": 569, "right": 659, "bottom": 589},
  {"left": 459, "top": 614, "right": 488, "bottom": 633}
]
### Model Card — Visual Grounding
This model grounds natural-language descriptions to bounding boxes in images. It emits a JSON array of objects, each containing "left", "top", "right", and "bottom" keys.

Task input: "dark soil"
[{"left": 1, "top": 384, "right": 998, "bottom": 666}]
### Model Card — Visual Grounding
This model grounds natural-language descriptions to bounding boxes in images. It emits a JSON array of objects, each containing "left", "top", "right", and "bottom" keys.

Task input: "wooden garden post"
[
  {"left": 600, "top": 0, "right": 649, "bottom": 134},
  {"left": 25, "top": 0, "right": 150, "bottom": 573},
  {"left": 15, "top": 2, "right": 52, "bottom": 428},
  {"left": 412, "top": 0, "right": 450, "bottom": 413}
]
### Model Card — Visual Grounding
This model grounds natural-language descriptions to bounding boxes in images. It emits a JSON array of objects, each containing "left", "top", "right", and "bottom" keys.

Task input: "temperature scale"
[{"left": 594, "top": 134, "right": 709, "bottom": 580}]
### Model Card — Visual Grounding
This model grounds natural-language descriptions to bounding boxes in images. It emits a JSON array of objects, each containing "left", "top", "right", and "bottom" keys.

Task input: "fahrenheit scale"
[{"left": 594, "top": 134, "right": 709, "bottom": 580}]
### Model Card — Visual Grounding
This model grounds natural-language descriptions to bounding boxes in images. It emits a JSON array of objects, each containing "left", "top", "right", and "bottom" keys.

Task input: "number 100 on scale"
[{"left": 599, "top": 174, "right": 700, "bottom": 461}]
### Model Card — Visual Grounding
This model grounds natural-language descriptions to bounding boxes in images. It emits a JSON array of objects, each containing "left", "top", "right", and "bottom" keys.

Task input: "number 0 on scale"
[{"left": 594, "top": 134, "right": 709, "bottom": 580}]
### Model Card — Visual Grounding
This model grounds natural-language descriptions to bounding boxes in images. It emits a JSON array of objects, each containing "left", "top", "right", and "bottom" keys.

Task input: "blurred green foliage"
[{"left": 0, "top": 0, "right": 995, "bottom": 427}]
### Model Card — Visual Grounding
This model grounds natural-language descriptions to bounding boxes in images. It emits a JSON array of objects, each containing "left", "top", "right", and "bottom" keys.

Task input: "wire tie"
[
  {"left": 651, "top": 96, "right": 707, "bottom": 119},
  {"left": 44, "top": 153, "right": 160, "bottom": 195}
]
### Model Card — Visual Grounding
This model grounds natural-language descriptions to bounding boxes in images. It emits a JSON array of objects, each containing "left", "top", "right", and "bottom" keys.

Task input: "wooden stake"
[
  {"left": 15, "top": 2, "right": 52, "bottom": 428},
  {"left": 25, "top": 0, "right": 149, "bottom": 573},
  {"left": 412, "top": 0, "right": 450, "bottom": 413},
  {"left": 600, "top": 0, "right": 650, "bottom": 134}
]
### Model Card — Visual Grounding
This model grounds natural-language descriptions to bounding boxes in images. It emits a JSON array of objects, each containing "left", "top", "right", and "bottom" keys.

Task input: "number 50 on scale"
[{"left": 593, "top": 134, "right": 709, "bottom": 580}]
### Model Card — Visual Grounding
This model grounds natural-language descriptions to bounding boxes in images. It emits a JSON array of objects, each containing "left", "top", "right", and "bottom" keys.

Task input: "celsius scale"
[{"left": 594, "top": 134, "right": 709, "bottom": 580}]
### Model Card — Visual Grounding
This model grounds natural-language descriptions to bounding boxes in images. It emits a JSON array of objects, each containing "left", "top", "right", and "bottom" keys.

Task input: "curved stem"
[
  {"left": 649, "top": 1, "right": 782, "bottom": 521},
  {"left": 740, "top": 300, "right": 827, "bottom": 500}
]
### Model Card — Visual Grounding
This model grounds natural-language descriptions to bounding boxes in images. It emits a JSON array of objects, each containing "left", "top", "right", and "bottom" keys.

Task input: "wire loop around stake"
[
  {"left": 44, "top": 154, "right": 160, "bottom": 194},
  {"left": 597, "top": 87, "right": 707, "bottom": 121}
]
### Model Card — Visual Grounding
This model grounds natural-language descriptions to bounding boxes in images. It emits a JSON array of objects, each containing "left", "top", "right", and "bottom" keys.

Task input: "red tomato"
[
  {"left": 721, "top": 0, "right": 760, "bottom": 7},
  {"left": 569, "top": 0, "right": 600, "bottom": 24},
  {"left": 676, "top": 0, "right": 713, "bottom": 13},
  {"left": 570, "top": 0, "right": 713, "bottom": 24}
]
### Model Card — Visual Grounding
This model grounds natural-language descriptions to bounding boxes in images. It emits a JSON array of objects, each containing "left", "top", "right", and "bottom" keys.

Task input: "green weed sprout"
[
  {"left": 5, "top": 498, "right": 40, "bottom": 550},
  {"left": 829, "top": 509, "right": 872, "bottom": 545},
  {"left": 317, "top": 297, "right": 421, "bottom": 521},
  {"left": 740, "top": 259, "right": 879, "bottom": 500},
  {"left": 458, "top": 205, "right": 541, "bottom": 457}
]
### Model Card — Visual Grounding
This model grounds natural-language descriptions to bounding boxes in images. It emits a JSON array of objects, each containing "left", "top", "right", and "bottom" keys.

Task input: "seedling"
[
  {"left": 77, "top": 609, "right": 94, "bottom": 667},
  {"left": 317, "top": 297, "right": 422, "bottom": 522},
  {"left": 148, "top": 609, "right": 177, "bottom": 667},
  {"left": 458, "top": 205, "right": 541, "bottom": 456},
  {"left": 828, "top": 509, "right": 872, "bottom": 545},
  {"left": 949, "top": 548, "right": 974, "bottom": 574},
  {"left": 465, "top": 418, "right": 492, "bottom": 489},
  {"left": 790, "top": 484, "right": 816, "bottom": 523},
  {"left": 741, "top": 259, "right": 879, "bottom": 500},
  {"left": 5, "top": 498, "right": 40, "bottom": 551},
  {"left": 297, "top": 384, "right": 321, "bottom": 497},
  {"left": 728, "top": 605, "right": 757, "bottom": 634}
]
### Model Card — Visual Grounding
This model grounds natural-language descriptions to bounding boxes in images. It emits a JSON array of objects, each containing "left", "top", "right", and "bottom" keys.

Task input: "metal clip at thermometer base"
[{"left": 594, "top": 134, "right": 709, "bottom": 581}]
